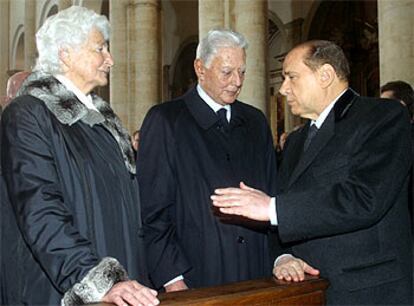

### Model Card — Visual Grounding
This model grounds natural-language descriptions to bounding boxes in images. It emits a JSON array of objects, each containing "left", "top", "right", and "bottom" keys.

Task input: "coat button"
[
  {"left": 226, "top": 153, "right": 230, "bottom": 161},
  {"left": 237, "top": 236, "right": 245, "bottom": 243}
]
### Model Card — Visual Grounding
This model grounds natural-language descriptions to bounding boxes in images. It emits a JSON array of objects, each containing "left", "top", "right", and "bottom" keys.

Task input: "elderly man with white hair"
[
  {"left": 137, "top": 29, "right": 278, "bottom": 292},
  {"left": 1, "top": 6, "right": 159, "bottom": 306}
]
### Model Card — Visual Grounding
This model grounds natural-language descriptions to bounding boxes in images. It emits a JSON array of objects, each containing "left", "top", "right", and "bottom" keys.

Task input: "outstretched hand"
[
  {"left": 273, "top": 255, "right": 320, "bottom": 282},
  {"left": 211, "top": 182, "right": 271, "bottom": 221}
]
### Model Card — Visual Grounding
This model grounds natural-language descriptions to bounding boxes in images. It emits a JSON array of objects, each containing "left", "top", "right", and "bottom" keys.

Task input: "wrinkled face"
[
  {"left": 63, "top": 28, "right": 113, "bottom": 94},
  {"left": 195, "top": 47, "right": 246, "bottom": 105},
  {"left": 279, "top": 47, "right": 322, "bottom": 120}
]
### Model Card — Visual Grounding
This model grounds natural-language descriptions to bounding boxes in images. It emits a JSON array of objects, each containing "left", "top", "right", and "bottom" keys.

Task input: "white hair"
[
  {"left": 196, "top": 29, "right": 248, "bottom": 68},
  {"left": 34, "top": 6, "right": 110, "bottom": 74}
]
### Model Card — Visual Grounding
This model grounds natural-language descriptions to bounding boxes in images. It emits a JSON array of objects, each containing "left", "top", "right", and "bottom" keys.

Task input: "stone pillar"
[
  {"left": 233, "top": 0, "right": 268, "bottom": 115},
  {"left": 0, "top": 0, "right": 10, "bottom": 98},
  {"left": 58, "top": 0, "right": 72, "bottom": 11},
  {"left": 378, "top": 0, "right": 414, "bottom": 85},
  {"left": 198, "top": 0, "right": 225, "bottom": 38},
  {"left": 24, "top": 0, "right": 37, "bottom": 71},
  {"left": 132, "top": 0, "right": 161, "bottom": 132},
  {"left": 283, "top": 18, "right": 304, "bottom": 131},
  {"left": 109, "top": 0, "right": 129, "bottom": 127}
]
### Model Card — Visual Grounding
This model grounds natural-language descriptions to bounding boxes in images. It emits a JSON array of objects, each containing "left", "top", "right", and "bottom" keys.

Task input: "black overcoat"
[
  {"left": 274, "top": 89, "right": 413, "bottom": 305},
  {"left": 137, "top": 88, "right": 277, "bottom": 289},
  {"left": 1, "top": 72, "right": 147, "bottom": 305}
]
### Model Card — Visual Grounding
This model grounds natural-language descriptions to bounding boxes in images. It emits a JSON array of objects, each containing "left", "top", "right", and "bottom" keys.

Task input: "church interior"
[{"left": 0, "top": 0, "right": 413, "bottom": 146}]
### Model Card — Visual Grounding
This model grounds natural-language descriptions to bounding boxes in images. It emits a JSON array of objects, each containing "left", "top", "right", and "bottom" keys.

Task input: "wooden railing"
[{"left": 90, "top": 276, "right": 329, "bottom": 306}]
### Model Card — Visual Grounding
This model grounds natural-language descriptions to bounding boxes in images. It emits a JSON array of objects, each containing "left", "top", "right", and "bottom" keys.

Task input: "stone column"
[
  {"left": 58, "top": 0, "right": 72, "bottom": 11},
  {"left": 0, "top": 0, "right": 10, "bottom": 98},
  {"left": 198, "top": 0, "right": 225, "bottom": 38},
  {"left": 132, "top": 0, "right": 161, "bottom": 132},
  {"left": 24, "top": 0, "right": 37, "bottom": 71},
  {"left": 109, "top": 0, "right": 129, "bottom": 128},
  {"left": 233, "top": 0, "right": 268, "bottom": 115},
  {"left": 378, "top": 0, "right": 414, "bottom": 85}
]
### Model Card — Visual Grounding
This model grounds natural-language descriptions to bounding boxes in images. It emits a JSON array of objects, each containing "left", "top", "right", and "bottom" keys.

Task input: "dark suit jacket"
[
  {"left": 274, "top": 89, "right": 413, "bottom": 305},
  {"left": 137, "top": 88, "right": 277, "bottom": 289}
]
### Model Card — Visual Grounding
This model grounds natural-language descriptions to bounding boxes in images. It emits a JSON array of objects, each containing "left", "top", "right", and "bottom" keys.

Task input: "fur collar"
[{"left": 17, "top": 71, "right": 136, "bottom": 174}]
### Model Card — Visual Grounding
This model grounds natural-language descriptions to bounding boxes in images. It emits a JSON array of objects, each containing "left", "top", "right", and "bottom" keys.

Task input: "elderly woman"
[{"left": 0, "top": 6, "right": 159, "bottom": 306}]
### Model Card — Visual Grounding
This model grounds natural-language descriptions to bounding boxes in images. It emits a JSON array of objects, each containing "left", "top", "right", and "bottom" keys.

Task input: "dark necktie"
[
  {"left": 303, "top": 124, "right": 318, "bottom": 151},
  {"left": 217, "top": 108, "right": 229, "bottom": 129}
]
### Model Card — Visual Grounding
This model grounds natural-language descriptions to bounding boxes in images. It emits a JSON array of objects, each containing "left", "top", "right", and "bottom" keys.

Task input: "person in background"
[
  {"left": 1, "top": 6, "right": 158, "bottom": 306},
  {"left": 380, "top": 80, "right": 414, "bottom": 122},
  {"left": 380, "top": 80, "right": 414, "bottom": 236},
  {"left": 0, "top": 71, "right": 30, "bottom": 114},
  {"left": 212, "top": 40, "right": 413, "bottom": 305},
  {"left": 132, "top": 129, "right": 140, "bottom": 152},
  {"left": 137, "top": 29, "right": 278, "bottom": 292}
]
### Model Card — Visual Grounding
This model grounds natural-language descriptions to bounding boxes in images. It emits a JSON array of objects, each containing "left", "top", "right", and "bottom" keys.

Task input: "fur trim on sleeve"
[{"left": 61, "top": 257, "right": 128, "bottom": 306}]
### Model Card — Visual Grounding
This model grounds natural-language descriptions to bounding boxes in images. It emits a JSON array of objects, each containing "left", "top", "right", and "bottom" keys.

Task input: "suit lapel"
[
  {"left": 287, "top": 88, "right": 358, "bottom": 188},
  {"left": 288, "top": 114, "right": 335, "bottom": 188}
]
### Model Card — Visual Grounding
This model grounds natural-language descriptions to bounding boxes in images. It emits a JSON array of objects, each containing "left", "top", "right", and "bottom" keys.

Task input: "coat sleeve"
[
  {"left": 137, "top": 106, "right": 191, "bottom": 288},
  {"left": 1, "top": 99, "right": 127, "bottom": 303},
  {"left": 277, "top": 102, "right": 413, "bottom": 243}
]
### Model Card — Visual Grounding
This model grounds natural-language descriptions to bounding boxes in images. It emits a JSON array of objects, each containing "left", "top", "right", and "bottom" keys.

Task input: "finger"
[
  {"left": 211, "top": 194, "right": 234, "bottom": 204},
  {"left": 303, "top": 263, "right": 320, "bottom": 276},
  {"left": 141, "top": 288, "right": 160, "bottom": 305},
  {"left": 287, "top": 266, "right": 301, "bottom": 282},
  {"left": 214, "top": 187, "right": 243, "bottom": 195},
  {"left": 239, "top": 181, "right": 254, "bottom": 191},
  {"left": 130, "top": 282, "right": 159, "bottom": 301},
  {"left": 124, "top": 290, "right": 152, "bottom": 306},
  {"left": 274, "top": 267, "right": 290, "bottom": 281},
  {"left": 279, "top": 267, "right": 292, "bottom": 281},
  {"left": 219, "top": 207, "right": 245, "bottom": 216},
  {"left": 111, "top": 296, "right": 127, "bottom": 306}
]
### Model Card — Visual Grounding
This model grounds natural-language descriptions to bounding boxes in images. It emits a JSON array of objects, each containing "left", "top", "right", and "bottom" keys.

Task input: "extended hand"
[
  {"left": 164, "top": 279, "right": 189, "bottom": 292},
  {"left": 211, "top": 182, "right": 271, "bottom": 221},
  {"left": 273, "top": 255, "right": 320, "bottom": 282},
  {"left": 102, "top": 280, "right": 159, "bottom": 306}
]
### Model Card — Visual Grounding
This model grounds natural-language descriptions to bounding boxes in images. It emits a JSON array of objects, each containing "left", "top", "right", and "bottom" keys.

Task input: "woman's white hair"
[
  {"left": 34, "top": 6, "right": 110, "bottom": 74},
  {"left": 196, "top": 28, "right": 248, "bottom": 68}
]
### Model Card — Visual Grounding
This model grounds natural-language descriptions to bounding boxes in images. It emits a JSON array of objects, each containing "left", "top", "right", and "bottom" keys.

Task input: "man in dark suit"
[
  {"left": 137, "top": 29, "right": 277, "bottom": 292},
  {"left": 212, "top": 40, "right": 413, "bottom": 305}
]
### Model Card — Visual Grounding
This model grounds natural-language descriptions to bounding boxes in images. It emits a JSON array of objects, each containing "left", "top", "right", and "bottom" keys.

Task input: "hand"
[
  {"left": 273, "top": 255, "right": 320, "bottom": 282},
  {"left": 164, "top": 279, "right": 188, "bottom": 292},
  {"left": 211, "top": 182, "right": 271, "bottom": 221},
  {"left": 102, "top": 280, "right": 159, "bottom": 306}
]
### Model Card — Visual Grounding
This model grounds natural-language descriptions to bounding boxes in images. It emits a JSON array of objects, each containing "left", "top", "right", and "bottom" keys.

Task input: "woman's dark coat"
[{"left": 1, "top": 72, "right": 146, "bottom": 305}]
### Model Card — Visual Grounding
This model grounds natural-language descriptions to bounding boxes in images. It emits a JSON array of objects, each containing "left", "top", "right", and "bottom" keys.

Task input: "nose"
[
  {"left": 279, "top": 78, "right": 289, "bottom": 96},
  {"left": 232, "top": 71, "right": 243, "bottom": 87},
  {"left": 104, "top": 51, "right": 114, "bottom": 67}
]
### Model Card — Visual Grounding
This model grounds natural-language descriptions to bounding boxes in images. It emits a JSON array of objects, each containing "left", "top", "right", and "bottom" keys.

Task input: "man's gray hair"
[
  {"left": 196, "top": 29, "right": 248, "bottom": 67},
  {"left": 34, "top": 6, "right": 110, "bottom": 74}
]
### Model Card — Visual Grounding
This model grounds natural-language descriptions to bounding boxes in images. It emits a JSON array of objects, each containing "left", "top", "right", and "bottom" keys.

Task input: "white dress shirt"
[{"left": 197, "top": 84, "right": 231, "bottom": 121}]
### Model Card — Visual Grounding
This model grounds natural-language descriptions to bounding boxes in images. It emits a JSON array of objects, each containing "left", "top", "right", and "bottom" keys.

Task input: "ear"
[
  {"left": 318, "top": 64, "right": 335, "bottom": 88},
  {"left": 58, "top": 47, "right": 72, "bottom": 72},
  {"left": 194, "top": 59, "right": 206, "bottom": 81}
]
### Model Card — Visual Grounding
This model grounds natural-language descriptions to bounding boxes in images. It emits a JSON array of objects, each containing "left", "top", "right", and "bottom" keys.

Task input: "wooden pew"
[{"left": 91, "top": 276, "right": 329, "bottom": 306}]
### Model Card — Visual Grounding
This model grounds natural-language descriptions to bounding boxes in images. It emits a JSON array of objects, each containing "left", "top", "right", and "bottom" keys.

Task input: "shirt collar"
[
  {"left": 312, "top": 88, "right": 347, "bottom": 128},
  {"left": 197, "top": 84, "right": 231, "bottom": 121},
  {"left": 55, "top": 74, "right": 99, "bottom": 112}
]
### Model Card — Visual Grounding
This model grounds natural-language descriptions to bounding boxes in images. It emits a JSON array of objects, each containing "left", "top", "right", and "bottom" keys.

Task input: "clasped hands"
[{"left": 211, "top": 182, "right": 320, "bottom": 282}]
